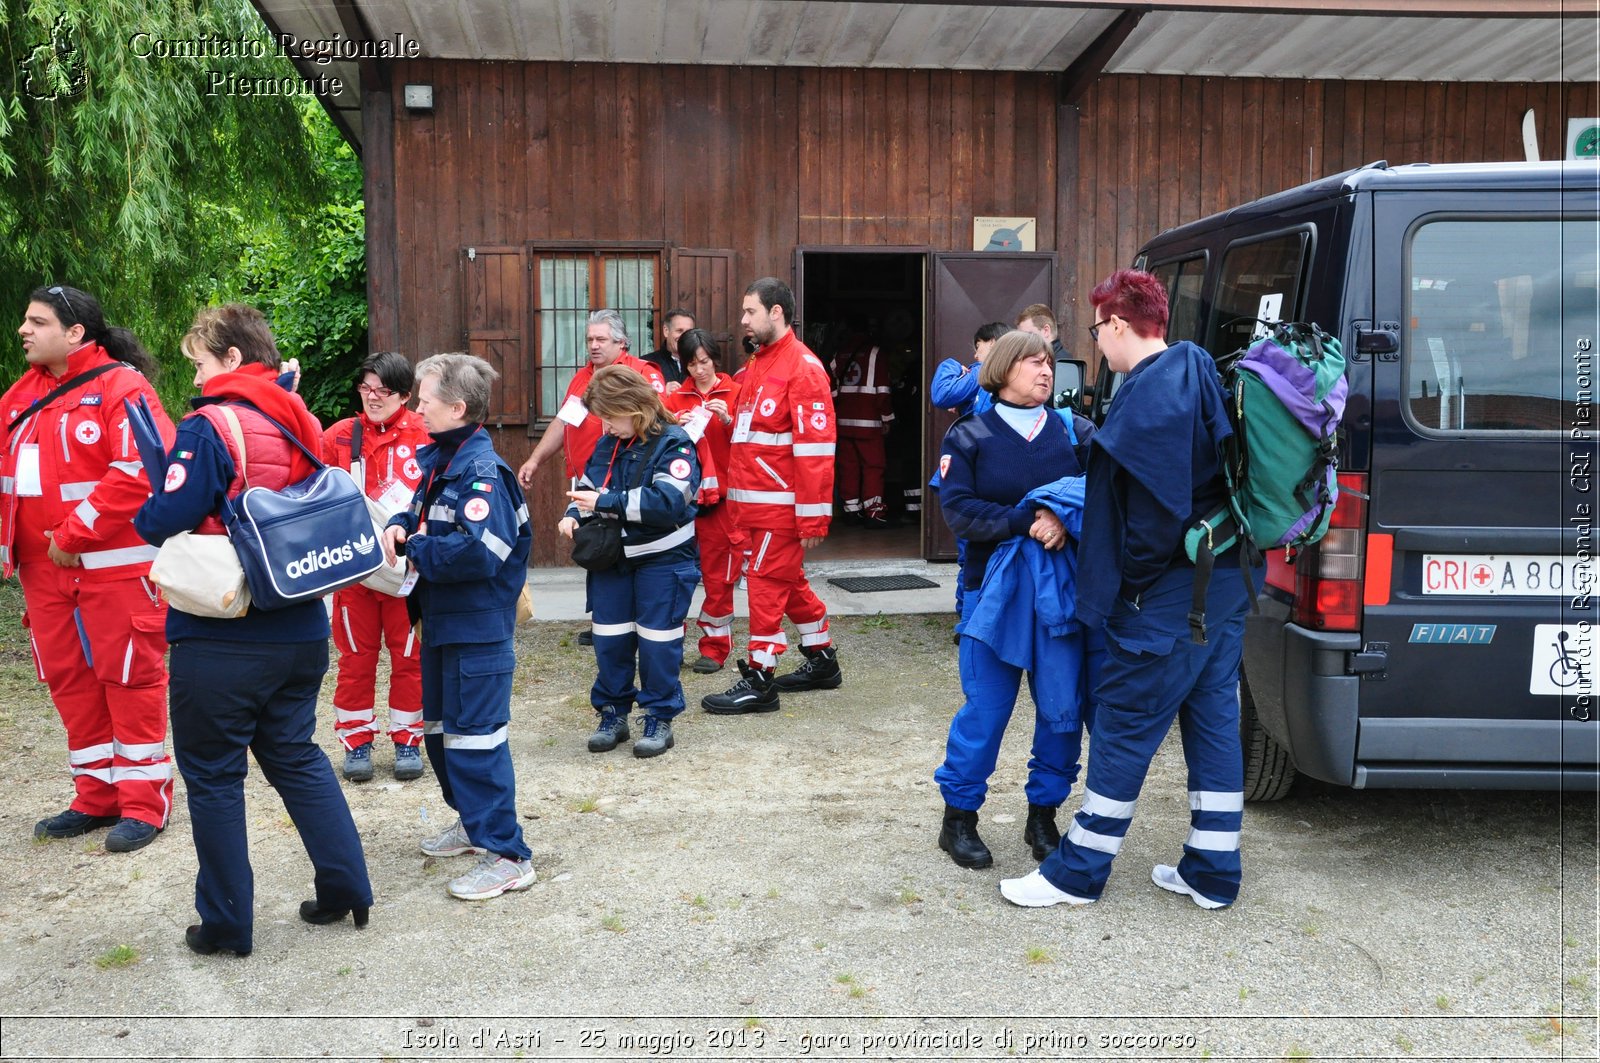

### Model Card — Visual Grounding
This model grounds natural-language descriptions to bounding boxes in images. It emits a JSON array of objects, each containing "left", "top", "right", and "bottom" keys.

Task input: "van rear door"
[{"left": 1361, "top": 185, "right": 1599, "bottom": 785}]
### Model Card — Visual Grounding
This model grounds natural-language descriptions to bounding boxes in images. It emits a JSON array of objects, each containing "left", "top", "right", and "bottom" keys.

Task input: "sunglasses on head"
[{"left": 47, "top": 286, "right": 76, "bottom": 320}]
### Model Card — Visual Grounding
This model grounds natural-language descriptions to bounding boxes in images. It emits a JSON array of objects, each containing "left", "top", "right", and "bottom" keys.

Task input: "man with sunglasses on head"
[
  {"left": 320, "top": 352, "right": 432, "bottom": 783},
  {"left": 2, "top": 285, "right": 176, "bottom": 853}
]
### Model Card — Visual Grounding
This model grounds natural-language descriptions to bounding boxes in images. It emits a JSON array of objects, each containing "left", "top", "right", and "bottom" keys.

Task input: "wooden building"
[{"left": 255, "top": 0, "right": 1596, "bottom": 565}]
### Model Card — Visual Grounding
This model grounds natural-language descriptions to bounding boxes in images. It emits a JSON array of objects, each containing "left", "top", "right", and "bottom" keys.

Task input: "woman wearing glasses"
[
  {"left": 2, "top": 285, "right": 176, "bottom": 854},
  {"left": 320, "top": 352, "right": 431, "bottom": 782}
]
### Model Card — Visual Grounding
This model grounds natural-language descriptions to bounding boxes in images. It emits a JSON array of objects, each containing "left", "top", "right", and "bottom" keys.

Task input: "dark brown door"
[
  {"left": 925, "top": 251, "right": 1057, "bottom": 559},
  {"left": 460, "top": 244, "right": 528, "bottom": 431},
  {"left": 670, "top": 248, "right": 738, "bottom": 351}
]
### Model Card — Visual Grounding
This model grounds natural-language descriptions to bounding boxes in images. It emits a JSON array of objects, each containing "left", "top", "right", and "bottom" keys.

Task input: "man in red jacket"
[
  {"left": 702, "top": 277, "right": 843, "bottom": 714},
  {"left": 2, "top": 285, "right": 175, "bottom": 852}
]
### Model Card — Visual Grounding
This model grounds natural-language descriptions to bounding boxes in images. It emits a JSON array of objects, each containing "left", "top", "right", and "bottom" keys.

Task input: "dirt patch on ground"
[{"left": 0, "top": 586, "right": 1594, "bottom": 1061}]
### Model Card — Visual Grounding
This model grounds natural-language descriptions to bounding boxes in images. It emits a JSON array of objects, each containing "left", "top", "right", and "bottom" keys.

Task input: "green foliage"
[{"left": 0, "top": 0, "right": 364, "bottom": 421}]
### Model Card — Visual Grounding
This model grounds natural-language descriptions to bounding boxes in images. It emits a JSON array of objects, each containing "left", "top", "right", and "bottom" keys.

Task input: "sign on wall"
[
  {"left": 1568, "top": 118, "right": 1600, "bottom": 160},
  {"left": 973, "top": 217, "right": 1035, "bottom": 252}
]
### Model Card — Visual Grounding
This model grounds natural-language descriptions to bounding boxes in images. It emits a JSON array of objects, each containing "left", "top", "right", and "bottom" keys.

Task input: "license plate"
[{"left": 1422, "top": 554, "right": 1593, "bottom": 597}]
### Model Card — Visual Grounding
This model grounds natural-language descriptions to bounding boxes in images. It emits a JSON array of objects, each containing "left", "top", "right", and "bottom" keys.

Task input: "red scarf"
[{"left": 202, "top": 364, "right": 323, "bottom": 480}]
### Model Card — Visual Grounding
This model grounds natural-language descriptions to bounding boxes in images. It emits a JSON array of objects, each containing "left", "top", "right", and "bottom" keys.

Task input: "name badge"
[
  {"left": 397, "top": 566, "right": 420, "bottom": 597},
  {"left": 731, "top": 410, "right": 753, "bottom": 444},
  {"left": 15, "top": 444, "right": 42, "bottom": 496},
  {"left": 376, "top": 479, "right": 413, "bottom": 514},
  {"left": 557, "top": 395, "right": 589, "bottom": 427}
]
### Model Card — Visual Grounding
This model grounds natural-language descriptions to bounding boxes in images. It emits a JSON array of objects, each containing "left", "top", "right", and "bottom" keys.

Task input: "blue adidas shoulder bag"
[{"left": 220, "top": 404, "right": 384, "bottom": 610}]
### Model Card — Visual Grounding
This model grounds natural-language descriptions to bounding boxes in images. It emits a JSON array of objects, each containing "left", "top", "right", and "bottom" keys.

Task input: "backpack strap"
[{"left": 6, "top": 362, "right": 122, "bottom": 435}]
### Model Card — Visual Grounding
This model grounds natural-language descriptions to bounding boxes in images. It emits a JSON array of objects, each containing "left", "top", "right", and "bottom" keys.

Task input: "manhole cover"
[{"left": 827, "top": 574, "right": 940, "bottom": 594}]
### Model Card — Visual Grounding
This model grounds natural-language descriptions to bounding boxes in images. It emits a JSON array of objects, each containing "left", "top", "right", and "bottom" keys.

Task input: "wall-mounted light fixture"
[{"left": 403, "top": 84, "right": 433, "bottom": 111}]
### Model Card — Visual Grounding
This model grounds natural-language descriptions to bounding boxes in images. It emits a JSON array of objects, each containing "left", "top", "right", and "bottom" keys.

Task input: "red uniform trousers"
[
  {"left": 693, "top": 502, "right": 744, "bottom": 666},
  {"left": 330, "top": 584, "right": 423, "bottom": 749},
  {"left": 741, "top": 527, "right": 831, "bottom": 670},
  {"left": 837, "top": 433, "right": 887, "bottom": 518},
  {"left": 18, "top": 563, "right": 173, "bottom": 827}
]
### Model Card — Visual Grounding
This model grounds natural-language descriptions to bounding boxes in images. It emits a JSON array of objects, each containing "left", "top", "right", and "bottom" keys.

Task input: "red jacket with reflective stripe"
[
  {"left": 724, "top": 331, "right": 836, "bottom": 538},
  {"left": 664, "top": 373, "right": 737, "bottom": 506},
  {"left": 558, "top": 353, "right": 667, "bottom": 478},
  {"left": 830, "top": 344, "right": 894, "bottom": 437},
  {"left": 0, "top": 343, "right": 175, "bottom": 581},
  {"left": 321, "top": 409, "right": 430, "bottom": 503}
]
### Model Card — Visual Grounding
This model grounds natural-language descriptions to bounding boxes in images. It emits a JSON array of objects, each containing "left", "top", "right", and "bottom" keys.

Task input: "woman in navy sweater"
[
  {"left": 135, "top": 305, "right": 371, "bottom": 956},
  {"left": 935, "top": 330, "right": 1098, "bottom": 870}
]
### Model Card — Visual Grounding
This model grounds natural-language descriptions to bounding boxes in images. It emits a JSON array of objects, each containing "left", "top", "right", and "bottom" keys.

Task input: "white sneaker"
[
  {"left": 998, "top": 869, "right": 1095, "bottom": 908},
  {"left": 1151, "top": 864, "right": 1230, "bottom": 909},
  {"left": 447, "top": 854, "right": 538, "bottom": 901},
  {"left": 419, "top": 817, "right": 485, "bottom": 858}
]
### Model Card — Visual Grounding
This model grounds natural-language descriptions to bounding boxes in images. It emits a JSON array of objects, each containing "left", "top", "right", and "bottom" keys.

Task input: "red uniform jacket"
[
  {"left": 557, "top": 353, "right": 666, "bottom": 478},
  {"left": 320, "top": 409, "right": 431, "bottom": 511},
  {"left": 0, "top": 342, "right": 174, "bottom": 580},
  {"left": 831, "top": 344, "right": 895, "bottom": 437},
  {"left": 724, "top": 331, "right": 836, "bottom": 538},
  {"left": 664, "top": 373, "right": 738, "bottom": 506}
]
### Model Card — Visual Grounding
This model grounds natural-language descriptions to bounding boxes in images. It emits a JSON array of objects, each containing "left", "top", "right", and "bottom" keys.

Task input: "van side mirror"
[{"left": 1053, "top": 358, "right": 1088, "bottom": 412}]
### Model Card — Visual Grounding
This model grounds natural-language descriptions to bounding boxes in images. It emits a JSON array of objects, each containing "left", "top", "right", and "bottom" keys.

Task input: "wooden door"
[
  {"left": 925, "top": 252, "right": 1057, "bottom": 559},
  {"left": 460, "top": 244, "right": 529, "bottom": 431},
  {"left": 669, "top": 248, "right": 738, "bottom": 353}
]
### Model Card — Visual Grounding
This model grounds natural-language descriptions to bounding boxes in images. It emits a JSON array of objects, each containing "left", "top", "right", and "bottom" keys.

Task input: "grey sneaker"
[
  {"left": 393, "top": 743, "right": 424, "bottom": 781},
  {"left": 633, "top": 715, "right": 674, "bottom": 758},
  {"left": 419, "top": 816, "right": 485, "bottom": 858},
  {"left": 447, "top": 853, "right": 538, "bottom": 900},
  {"left": 587, "top": 708, "right": 631, "bottom": 753},
  {"left": 342, "top": 743, "right": 374, "bottom": 782}
]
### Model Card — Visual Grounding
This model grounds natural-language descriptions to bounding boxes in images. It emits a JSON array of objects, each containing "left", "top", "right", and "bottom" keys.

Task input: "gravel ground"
[{"left": 0, "top": 609, "right": 1595, "bottom": 1063}]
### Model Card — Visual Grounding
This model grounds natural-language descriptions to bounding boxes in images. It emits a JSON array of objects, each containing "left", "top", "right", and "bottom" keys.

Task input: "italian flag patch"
[{"left": 470, "top": 480, "right": 494, "bottom": 493}]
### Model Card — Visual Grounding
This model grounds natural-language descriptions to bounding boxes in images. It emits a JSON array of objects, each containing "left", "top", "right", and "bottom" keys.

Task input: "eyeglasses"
[
  {"left": 47, "top": 286, "right": 76, "bottom": 320},
  {"left": 1088, "top": 318, "right": 1112, "bottom": 340},
  {"left": 356, "top": 384, "right": 395, "bottom": 398}
]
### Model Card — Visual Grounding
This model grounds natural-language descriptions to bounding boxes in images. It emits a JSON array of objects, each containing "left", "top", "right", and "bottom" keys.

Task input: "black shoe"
[
  {"left": 105, "top": 818, "right": 161, "bottom": 853},
  {"left": 702, "top": 661, "right": 780, "bottom": 714},
  {"left": 938, "top": 805, "right": 993, "bottom": 869},
  {"left": 772, "top": 646, "right": 842, "bottom": 692},
  {"left": 577, "top": 629, "right": 593, "bottom": 646},
  {"left": 185, "top": 925, "right": 250, "bottom": 957},
  {"left": 1024, "top": 803, "right": 1061, "bottom": 861},
  {"left": 34, "top": 808, "right": 119, "bottom": 840},
  {"left": 299, "top": 900, "right": 370, "bottom": 929}
]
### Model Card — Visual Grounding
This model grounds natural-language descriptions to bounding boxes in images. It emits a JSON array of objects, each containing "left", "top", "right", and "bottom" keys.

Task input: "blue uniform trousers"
[
  {"left": 169, "top": 639, "right": 371, "bottom": 953},
  {"left": 421, "top": 639, "right": 529, "bottom": 861},
  {"left": 1040, "top": 564, "right": 1255, "bottom": 904},
  {"left": 935, "top": 593, "right": 1099, "bottom": 810},
  {"left": 589, "top": 559, "right": 701, "bottom": 720}
]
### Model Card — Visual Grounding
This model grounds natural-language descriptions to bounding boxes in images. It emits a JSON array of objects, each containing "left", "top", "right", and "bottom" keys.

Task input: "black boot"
[
  {"left": 701, "top": 661, "right": 780, "bottom": 714},
  {"left": 1024, "top": 803, "right": 1061, "bottom": 860},
  {"left": 772, "top": 645, "right": 843, "bottom": 692},
  {"left": 938, "top": 805, "right": 993, "bottom": 869}
]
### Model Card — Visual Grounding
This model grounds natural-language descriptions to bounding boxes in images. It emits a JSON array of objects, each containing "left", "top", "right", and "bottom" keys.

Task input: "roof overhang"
[{"left": 251, "top": 1, "right": 1600, "bottom": 151}]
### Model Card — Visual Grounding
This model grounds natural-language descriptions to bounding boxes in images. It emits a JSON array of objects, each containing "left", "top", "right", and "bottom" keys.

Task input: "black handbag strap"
[
  {"left": 349, "top": 419, "right": 363, "bottom": 473},
  {"left": 6, "top": 362, "right": 122, "bottom": 435},
  {"left": 227, "top": 402, "right": 329, "bottom": 471}
]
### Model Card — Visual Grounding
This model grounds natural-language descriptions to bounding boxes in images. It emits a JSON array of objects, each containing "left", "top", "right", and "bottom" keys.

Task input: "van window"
[
  {"left": 1148, "top": 255, "right": 1207, "bottom": 343},
  {"left": 1206, "top": 231, "right": 1310, "bottom": 357},
  {"left": 1406, "top": 218, "right": 1600, "bottom": 433}
]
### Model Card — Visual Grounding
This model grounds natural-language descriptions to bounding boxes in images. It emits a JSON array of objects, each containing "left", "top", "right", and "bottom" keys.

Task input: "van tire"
[{"left": 1240, "top": 674, "right": 1297, "bottom": 802}]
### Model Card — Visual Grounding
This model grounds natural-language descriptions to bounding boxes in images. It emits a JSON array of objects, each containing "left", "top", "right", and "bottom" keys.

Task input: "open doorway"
[{"left": 796, "top": 250, "right": 925, "bottom": 562}]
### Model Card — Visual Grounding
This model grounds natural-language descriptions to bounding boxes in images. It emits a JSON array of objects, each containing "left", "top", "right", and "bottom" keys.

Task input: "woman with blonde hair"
[{"left": 559, "top": 364, "right": 701, "bottom": 758}]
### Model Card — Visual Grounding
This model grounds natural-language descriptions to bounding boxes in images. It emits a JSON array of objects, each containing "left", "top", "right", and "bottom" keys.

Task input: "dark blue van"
[{"left": 1120, "top": 160, "right": 1599, "bottom": 799}]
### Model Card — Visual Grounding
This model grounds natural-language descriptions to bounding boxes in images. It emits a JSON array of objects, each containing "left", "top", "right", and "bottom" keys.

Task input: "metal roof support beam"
[
  {"left": 252, "top": 1, "right": 362, "bottom": 149},
  {"left": 1058, "top": 7, "right": 1145, "bottom": 108},
  {"left": 873, "top": 1, "right": 1575, "bottom": 16}
]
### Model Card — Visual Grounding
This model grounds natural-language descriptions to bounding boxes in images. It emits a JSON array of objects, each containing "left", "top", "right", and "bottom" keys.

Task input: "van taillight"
[{"left": 1292, "top": 472, "right": 1368, "bottom": 632}]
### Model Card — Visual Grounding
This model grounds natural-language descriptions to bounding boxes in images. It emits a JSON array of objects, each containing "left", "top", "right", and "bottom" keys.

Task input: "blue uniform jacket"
[
  {"left": 389, "top": 425, "right": 530, "bottom": 646},
  {"left": 929, "top": 359, "right": 993, "bottom": 419},
  {"left": 565, "top": 425, "right": 699, "bottom": 567},
  {"left": 1076, "top": 340, "right": 1234, "bottom": 628},
  {"left": 962, "top": 475, "right": 1090, "bottom": 731}
]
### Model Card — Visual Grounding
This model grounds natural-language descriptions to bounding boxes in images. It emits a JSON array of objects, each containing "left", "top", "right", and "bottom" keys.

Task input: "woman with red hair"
[{"left": 1001, "top": 269, "right": 1258, "bottom": 912}]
